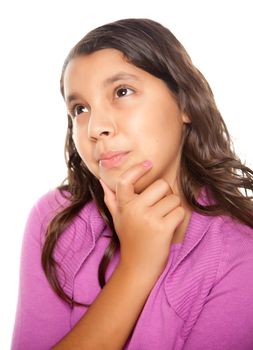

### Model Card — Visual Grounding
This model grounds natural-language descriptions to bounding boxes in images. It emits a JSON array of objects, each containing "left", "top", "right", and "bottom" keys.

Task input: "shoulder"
[
  {"left": 31, "top": 188, "right": 101, "bottom": 230},
  {"left": 182, "top": 207, "right": 253, "bottom": 260},
  {"left": 23, "top": 188, "right": 108, "bottom": 296},
  {"left": 196, "top": 186, "right": 253, "bottom": 245},
  {"left": 32, "top": 188, "right": 69, "bottom": 224},
  {"left": 21, "top": 189, "right": 66, "bottom": 244},
  {"left": 220, "top": 215, "right": 253, "bottom": 242},
  {"left": 214, "top": 215, "right": 253, "bottom": 282},
  {"left": 25, "top": 188, "right": 106, "bottom": 244},
  {"left": 206, "top": 215, "right": 253, "bottom": 276},
  {"left": 209, "top": 214, "right": 253, "bottom": 273},
  {"left": 200, "top": 213, "right": 253, "bottom": 251},
  {"left": 186, "top": 213, "right": 253, "bottom": 279}
]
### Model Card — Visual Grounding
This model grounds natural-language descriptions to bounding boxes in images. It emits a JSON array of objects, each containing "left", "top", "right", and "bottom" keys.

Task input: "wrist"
[{"left": 116, "top": 260, "right": 163, "bottom": 291}]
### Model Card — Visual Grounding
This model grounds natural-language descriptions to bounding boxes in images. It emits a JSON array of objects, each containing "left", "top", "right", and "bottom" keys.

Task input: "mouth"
[{"left": 99, "top": 151, "right": 130, "bottom": 169}]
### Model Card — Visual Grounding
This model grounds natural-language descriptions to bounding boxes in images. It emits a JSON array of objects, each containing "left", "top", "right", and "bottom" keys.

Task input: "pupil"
[{"left": 119, "top": 88, "right": 127, "bottom": 96}]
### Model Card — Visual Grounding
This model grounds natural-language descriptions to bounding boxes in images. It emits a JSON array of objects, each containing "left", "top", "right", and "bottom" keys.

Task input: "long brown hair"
[{"left": 41, "top": 18, "right": 253, "bottom": 307}]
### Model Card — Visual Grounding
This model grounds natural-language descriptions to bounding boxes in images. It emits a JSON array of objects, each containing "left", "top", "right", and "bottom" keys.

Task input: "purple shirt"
[{"left": 11, "top": 189, "right": 253, "bottom": 349}]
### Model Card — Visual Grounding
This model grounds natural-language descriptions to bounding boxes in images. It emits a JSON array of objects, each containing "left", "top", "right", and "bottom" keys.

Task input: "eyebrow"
[
  {"left": 102, "top": 72, "right": 141, "bottom": 87},
  {"left": 65, "top": 72, "right": 140, "bottom": 104}
]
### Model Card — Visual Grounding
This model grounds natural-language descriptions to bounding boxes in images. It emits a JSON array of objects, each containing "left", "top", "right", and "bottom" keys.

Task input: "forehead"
[{"left": 63, "top": 49, "right": 150, "bottom": 96}]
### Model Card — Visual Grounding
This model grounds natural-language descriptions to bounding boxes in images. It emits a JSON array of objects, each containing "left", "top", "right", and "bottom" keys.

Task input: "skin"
[
  {"left": 52, "top": 161, "right": 188, "bottom": 350},
  {"left": 53, "top": 48, "right": 194, "bottom": 349},
  {"left": 63, "top": 48, "right": 192, "bottom": 243}
]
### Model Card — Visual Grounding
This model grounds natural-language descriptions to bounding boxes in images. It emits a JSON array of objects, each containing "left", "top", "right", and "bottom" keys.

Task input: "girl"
[{"left": 12, "top": 18, "right": 253, "bottom": 349}]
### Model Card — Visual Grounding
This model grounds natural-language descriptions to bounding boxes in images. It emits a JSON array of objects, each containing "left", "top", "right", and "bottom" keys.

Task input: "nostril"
[{"left": 100, "top": 131, "right": 110, "bottom": 136}]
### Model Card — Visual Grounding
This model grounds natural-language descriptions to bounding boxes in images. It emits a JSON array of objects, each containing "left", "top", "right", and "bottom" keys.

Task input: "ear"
[{"left": 181, "top": 113, "right": 191, "bottom": 124}]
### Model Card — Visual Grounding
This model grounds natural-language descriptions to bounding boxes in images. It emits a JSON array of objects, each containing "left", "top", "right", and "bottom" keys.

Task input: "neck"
[{"left": 169, "top": 177, "right": 199, "bottom": 244}]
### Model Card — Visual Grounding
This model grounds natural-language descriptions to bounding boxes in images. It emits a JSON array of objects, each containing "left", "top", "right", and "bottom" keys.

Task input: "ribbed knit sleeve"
[
  {"left": 11, "top": 190, "right": 72, "bottom": 350},
  {"left": 11, "top": 189, "right": 108, "bottom": 350},
  {"left": 52, "top": 195, "right": 108, "bottom": 301}
]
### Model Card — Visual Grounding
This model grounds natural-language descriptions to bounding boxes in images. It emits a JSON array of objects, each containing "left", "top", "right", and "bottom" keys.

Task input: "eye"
[
  {"left": 115, "top": 86, "right": 134, "bottom": 98},
  {"left": 71, "top": 104, "right": 89, "bottom": 118}
]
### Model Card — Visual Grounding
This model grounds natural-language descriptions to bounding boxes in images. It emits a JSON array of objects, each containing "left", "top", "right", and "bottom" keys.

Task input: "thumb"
[{"left": 99, "top": 178, "right": 117, "bottom": 216}]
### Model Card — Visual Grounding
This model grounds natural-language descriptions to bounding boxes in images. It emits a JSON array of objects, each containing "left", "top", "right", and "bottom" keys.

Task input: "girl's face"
[{"left": 63, "top": 48, "right": 189, "bottom": 193}]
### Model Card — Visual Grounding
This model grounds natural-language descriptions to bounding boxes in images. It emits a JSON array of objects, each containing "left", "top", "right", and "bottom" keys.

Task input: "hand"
[{"left": 99, "top": 161, "right": 185, "bottom": 277}]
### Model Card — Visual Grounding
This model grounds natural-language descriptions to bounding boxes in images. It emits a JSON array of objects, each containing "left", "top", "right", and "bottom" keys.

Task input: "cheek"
[
  {"left": 139, "top": 116, "right": 184, "bottom": 168},
  {"left": 72, "top": 122, "right": 80, "bottom": 147},
  {"left": 72, "top": 123, "right": 87, "bottom": 154},
  {"left": 72, "top": 127, "right": 97, "bottom": 172},
  {"left": 72, "top": 129, "right": 84, "bottom": 158}
]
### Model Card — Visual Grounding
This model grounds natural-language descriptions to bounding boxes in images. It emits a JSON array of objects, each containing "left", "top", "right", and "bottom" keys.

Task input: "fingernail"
[{"left": 142, "top": 160, "right": 153, "bottom": 168}]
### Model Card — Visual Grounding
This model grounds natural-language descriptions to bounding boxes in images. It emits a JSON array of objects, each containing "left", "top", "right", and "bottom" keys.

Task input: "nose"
[{"left": 87, "top": 107, "right": 116, "bottom": 141}]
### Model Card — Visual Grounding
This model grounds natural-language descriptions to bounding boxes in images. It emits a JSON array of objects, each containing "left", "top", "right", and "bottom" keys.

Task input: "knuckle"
[
  {"left": 156, "top": 179, "right": 170, "bottom": 191},
  {"left": 117, "top": 176, "right": 129, "bottom": 187},
  {"left": 170, "top": 194, "right": 181, "bottom": 206},
  {"left": 175, "top": 206, "right": 185, "bottom": 219}
]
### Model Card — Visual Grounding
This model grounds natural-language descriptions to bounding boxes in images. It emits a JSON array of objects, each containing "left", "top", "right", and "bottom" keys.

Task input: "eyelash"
[{"left": 69, "top": 85, "right": 135, "bottom": 118}]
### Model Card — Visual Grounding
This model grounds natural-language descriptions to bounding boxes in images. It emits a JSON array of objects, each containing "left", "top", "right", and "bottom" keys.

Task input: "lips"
[{"left": 98, "top": 151, "right": 130, "bottom": 169}]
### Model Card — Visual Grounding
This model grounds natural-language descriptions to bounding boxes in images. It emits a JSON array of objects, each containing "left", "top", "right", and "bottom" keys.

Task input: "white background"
[{"left": 0, "top": 0, "right": 252, "bottom": 348}]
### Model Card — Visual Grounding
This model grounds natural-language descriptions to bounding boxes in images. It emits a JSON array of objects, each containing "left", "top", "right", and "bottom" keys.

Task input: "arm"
[
  {"left": 11, "top": 203, "right": 72, "bottom": 350},
  {"left": 52, "top": 261, "right": 160, "bottom": 350},
  {"left": 52, "top": 161, "right": 185, "bottom": 349}
]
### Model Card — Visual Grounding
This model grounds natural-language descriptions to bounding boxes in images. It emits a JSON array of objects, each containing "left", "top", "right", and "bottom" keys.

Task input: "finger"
[
  {"left": 163, "top": 206, "right": 185, "bottom": 231},
  {"left": 99, "top": 179, "right": 117, "bottom": 216},
  {"left": 138, "top": 179, "right": 173, "bottom": 207},
  {"left": 152, "top": 194, "right": 181, "bottom": 217},
  {"left": 116, "top": 160, "right": 153, "bottom": 206}
]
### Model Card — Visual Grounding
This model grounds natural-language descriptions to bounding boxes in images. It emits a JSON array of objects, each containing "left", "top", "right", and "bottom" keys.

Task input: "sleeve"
[
  {"left": 11, "top": 202, "right": 72, "bottom": 350},
  {"left": 184, "top": 225, "right": 253, "bottom": 350}
]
